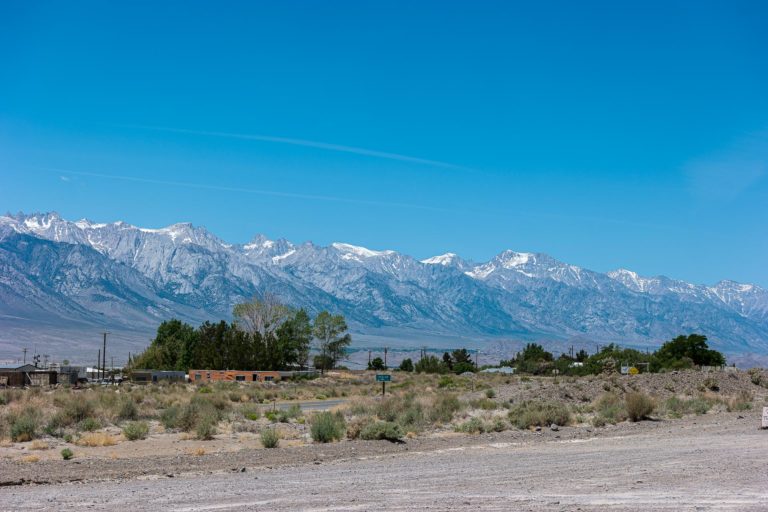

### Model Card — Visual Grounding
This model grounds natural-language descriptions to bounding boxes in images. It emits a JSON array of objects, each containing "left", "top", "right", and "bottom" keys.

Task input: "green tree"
[
  {"left": 442, "top": 352, "right": 454, "bottom": 371},
  {"left": 368, "top": 357, "right": 386, "bottom": 370},
  {"left": 312, "top": 311, "right": 352, "bottom": 373},
  {"left": 275, "top": 309, "right": 313, "bottom": 369},
  {"left": 450, "top": 348, "right": 476, "bottom": 374},
  {"left": 513, "top": 343, "right": 554, "bottom": 374},
  {"left": 398, "top": 358, "right": 414, "bottom": 372},
  {"left": 130, "top": 319, "right": 199, "bottom": 371},
  {"left": 653, "top": 334, "right": 725, "bottom": 370},
  {"left": 415, "top": 355, "right": 449, "bottom": 374}
]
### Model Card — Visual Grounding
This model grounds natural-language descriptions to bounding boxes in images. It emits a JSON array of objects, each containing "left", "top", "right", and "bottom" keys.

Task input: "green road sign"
[{"left": 375, "top": 374, "right": 391, "bottom": 382}]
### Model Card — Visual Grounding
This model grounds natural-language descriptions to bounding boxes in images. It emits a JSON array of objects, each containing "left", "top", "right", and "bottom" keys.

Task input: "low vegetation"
[
  {"left": 508, "top": 401, "right": 571, "bottom": 429},
  {"left": 260, "top": 428, "right": 280, "bottom": 448},
  {"left": 0, "top": 361, "right": 759, "bottom": 458},
  {"left": 122, "top": 421, "right": 150, "bottom": 441}
]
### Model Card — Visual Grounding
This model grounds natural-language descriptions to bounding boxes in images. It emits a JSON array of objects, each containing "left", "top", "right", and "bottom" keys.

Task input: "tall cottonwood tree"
[{"left": 312, "top": 311, "right": 352, "bottom": 373}]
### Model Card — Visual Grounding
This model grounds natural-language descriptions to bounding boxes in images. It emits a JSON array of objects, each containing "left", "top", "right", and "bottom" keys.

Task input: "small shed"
[
  {"left": 0, "top": 364, "right": 58, "bottom": 387},
  {"left": 58, "top": 366, "right": 88, "bottom": 385}
]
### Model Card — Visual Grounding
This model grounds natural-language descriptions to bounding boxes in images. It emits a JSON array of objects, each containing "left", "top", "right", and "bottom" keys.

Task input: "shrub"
[
  {"left": 625, "top": 392, "right": 655, "bottom": 422},
  {"left": 346, "top": 416, "right": 375, "bottom": 440},
  {"left": 11, "top": 413, "right": 39, "bottom": 442},
  {"left": 454, "top": 417, "right": 485, "bottom": 434},
  {"left": 61, "top": 448, "right": 74, "bottom": 460},
  {"left": 396, "top": 403, "right": 425, "bottom": 430},
  {"left": 748, "top": 368, "right": 764, "bottom": 387},
  {"left": 77, "top": 432, "right": 117, "bottom": 447},
  {"left": 241, "top": 405, "right": 261, "bottom": 421},
  {"left": 508, "top": 401, "right": 571, "bottom": 429},
  {"left": 726, "top": 391, "right": 753, "bottom": 412},
  {"left": 122, "top": 421, "right": 149, "bottom": 441},
  {"left": 260, "top": 428, "right": 280, "bottom": 448},
  {"left": 485, "top": 389, "right": 496, "bottom": 399},
  {"left": 310, "top": 411, "right": 346, "bottom": 443},
  {"left": 489, "top": 416, "right": 508, "bottom": 432},
  {"left": 78, "top": 417, "right": 101, "bottom": 432},
  {"left": 118, "top": 398, "right": 139, "bottom": 421},
  {"left": 437, "top": 376, "right": 454, "bottom": 389},
  {"left": 63, "top": 398, "right": 96, "bottom": 426},
  {"left": 593, "top": 393, "right": 627, "bottom": 424},
  {"left": 428, "top": 394, "right": 462, "bottom": 423},
  {"left": 178, "top": 398, "right": 222, "bottom": 434},
  {"left": 277, "top": 404, "right": 303, "bottom": 423},
  {"left": 469, "top": 398, "right": 498, "bottom": 410},
  {"left": 376, "top": 396, "right": 405, "bottom": 422},
  {"left": 662, "top": 396, "right": 715, "bottom": 418},
  {"left": 45, "top": 413, "right": 67, "bottom": 437},
  {"left": 360, "top": 421, "right": 403, "bottom": 442},
  {"left": 160, "top": 405, "right": 180, "bottom": 429},
  {"left": 195, "top": 418, "right": 217, "bottom": 440}
]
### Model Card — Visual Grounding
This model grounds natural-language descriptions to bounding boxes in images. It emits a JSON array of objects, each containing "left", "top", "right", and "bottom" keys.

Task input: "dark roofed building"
[{"left": 0, "top": 364, "right": 58, "bottom": 387}]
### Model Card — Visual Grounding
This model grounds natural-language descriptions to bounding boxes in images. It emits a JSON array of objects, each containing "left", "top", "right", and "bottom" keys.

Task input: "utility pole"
[
  {"left": 97, "top": 349, "right": 101, "bottom": 380},
  {"left": 368, "top": 350, "right": 371, "bottom": 367},
  {"left": 102, "top": 331, "right": 110, "bottom": 381},
  {"left": 475, "top": 348, "right": 479, "bottom": 368},
  {"left": 22, "top": 347, "right": 28, "bottom": 365},
  {"left": 384, "top": 347, "right": 388, "bottom": 368}
]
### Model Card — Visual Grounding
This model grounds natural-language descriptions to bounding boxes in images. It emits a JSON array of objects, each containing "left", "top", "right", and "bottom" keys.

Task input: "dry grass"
[
  {"left": 191, "top": 446, "right": 206, "bottom": 456},
  {"left": 77, "top": 432, "right": 119, "bottom": 447},
  {"left": 29, "top": 440, "right": 49, "bottom": 450},
  {"left": 20, "top": 454, "right": 40, "bottom": 463}
]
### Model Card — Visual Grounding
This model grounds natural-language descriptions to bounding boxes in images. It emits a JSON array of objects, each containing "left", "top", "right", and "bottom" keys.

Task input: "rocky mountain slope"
[{"left": 1, "top": 212, "right": 767, "bottom": 358}]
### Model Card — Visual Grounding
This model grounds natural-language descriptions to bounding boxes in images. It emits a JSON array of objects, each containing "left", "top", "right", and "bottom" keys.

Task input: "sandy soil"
[{"left": 2, "top": 412, "right": 766, "bottom": 511}]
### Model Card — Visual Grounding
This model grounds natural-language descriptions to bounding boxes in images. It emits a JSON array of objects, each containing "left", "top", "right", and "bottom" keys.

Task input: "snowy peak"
[
  {"left": 497, "top": 250, "right": 534, "bottom": 268},
  {"left": 331, "top": 242, "right": 395, "bottom": 261},
  {"left": 607, "top": 268, "right": 656, "bottom": 293},
  {"left": 240, "top": 234, "right": 296, "bottom": 263},
  {"left": 243, "top": 234, "right": 275, "bottom": 251},
  {"left": 421, "top": 252, "right": 458, "bottom": 265}
]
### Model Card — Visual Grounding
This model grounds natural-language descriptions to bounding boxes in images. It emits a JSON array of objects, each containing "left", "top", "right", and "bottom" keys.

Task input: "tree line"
[
  {"left": 129, "top": 294, "right": 351, "bottom": 372},
  {"left": 495, "top": 334, "right": 726, "bottom": 376},
  {"left": 399, "top": 334, "right": 725, "bottom": 376}
]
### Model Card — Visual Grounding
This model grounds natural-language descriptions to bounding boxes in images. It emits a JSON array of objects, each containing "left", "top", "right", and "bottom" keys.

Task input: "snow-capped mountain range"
[{"left": 1, "top": 212, "right": 767, "bottom": 359}]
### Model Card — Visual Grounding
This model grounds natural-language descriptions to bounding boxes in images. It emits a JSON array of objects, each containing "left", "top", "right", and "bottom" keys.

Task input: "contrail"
[
  {"left": 114, "top": 124, "right": 474, "bottom": 171},
  {"left": 38, "top": 167, "right": 462, "bottom": 213}
]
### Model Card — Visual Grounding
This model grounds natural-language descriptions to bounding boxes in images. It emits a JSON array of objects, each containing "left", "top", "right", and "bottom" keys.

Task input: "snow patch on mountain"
[{"left": 331, "top": 242, "right": 395, "bottom": 260}]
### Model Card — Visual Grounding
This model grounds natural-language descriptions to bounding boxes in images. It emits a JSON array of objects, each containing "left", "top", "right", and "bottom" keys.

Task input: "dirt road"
[{"left": 3, "top": 415, "right": 766, "bottom": 511}]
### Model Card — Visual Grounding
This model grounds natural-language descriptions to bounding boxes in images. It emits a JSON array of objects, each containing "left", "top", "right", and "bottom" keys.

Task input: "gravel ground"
[{"left": 2, "top": 412, "right": 767, "bottom": 511}]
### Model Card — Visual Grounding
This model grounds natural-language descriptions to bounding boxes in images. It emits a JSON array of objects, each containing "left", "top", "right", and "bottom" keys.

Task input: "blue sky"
[{"left": 1, "top": 1, "right": 767, "bottom": 286}]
